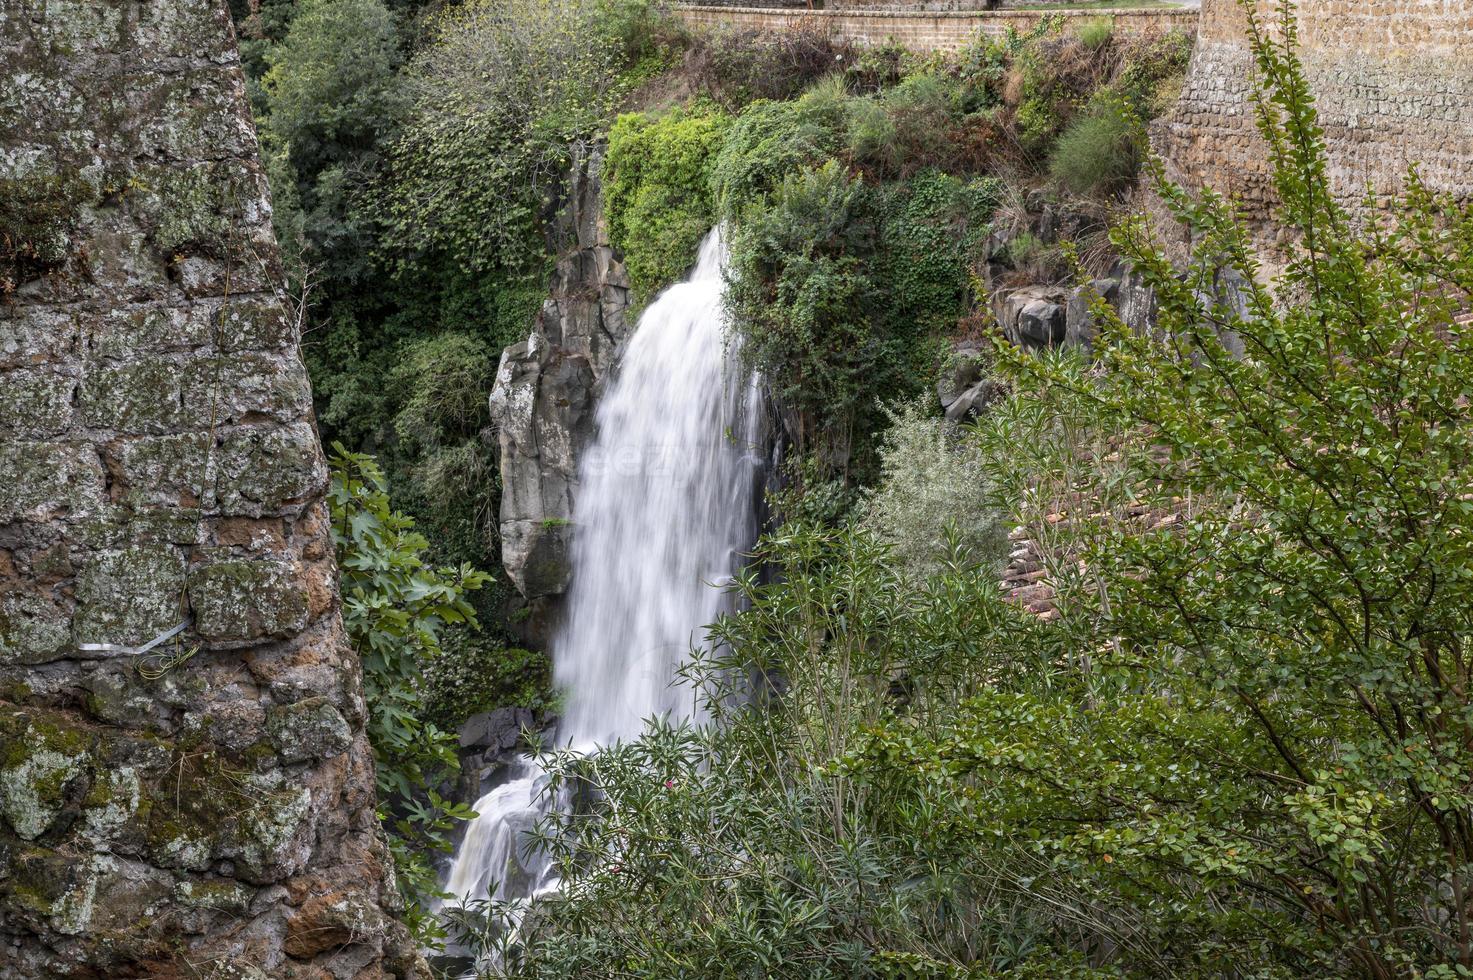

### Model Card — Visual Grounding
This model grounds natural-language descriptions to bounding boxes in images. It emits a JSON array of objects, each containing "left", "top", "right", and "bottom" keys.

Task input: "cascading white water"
[{"left": 442, "top": 230, "right": 765, "bottom": 910}]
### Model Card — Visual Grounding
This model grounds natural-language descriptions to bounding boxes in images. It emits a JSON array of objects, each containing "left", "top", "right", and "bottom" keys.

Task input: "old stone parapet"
[
  {"left": 0, "top": 0, "right": 418, "bottom": 976},
  {"left": 1153, "top": 0, "right": 1473, "bottom": 257},
  {"left": 674, "top": 4, "right": 1199, "bottom": 53}
]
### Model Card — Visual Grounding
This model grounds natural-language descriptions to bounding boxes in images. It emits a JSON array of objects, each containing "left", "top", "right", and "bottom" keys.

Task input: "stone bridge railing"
[{"left": 673, "top": 3, "right": 1200, "bottom": 53}]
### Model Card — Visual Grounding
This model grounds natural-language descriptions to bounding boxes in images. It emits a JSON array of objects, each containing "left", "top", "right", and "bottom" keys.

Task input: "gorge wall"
[
  {"left": 0, "top": 1, "right": 417, "bottom": 976},
  {"left": 489, "top": 148, "right": 632, "bottom": 641},
  {"left": 1154, "top": 0, "right": 1473, "bottom": 250}
]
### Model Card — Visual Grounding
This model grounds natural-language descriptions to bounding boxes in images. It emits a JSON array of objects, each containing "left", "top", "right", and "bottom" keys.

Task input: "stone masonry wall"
[
  {"left": 1154, "top": 0, "right": 1473, "bottom": 251},
  {"left": 0, "top": 1, "right": 418, "bottom": 976},
  {"left": 675, "top": 4, "right": 1198, "bottom": 53}
]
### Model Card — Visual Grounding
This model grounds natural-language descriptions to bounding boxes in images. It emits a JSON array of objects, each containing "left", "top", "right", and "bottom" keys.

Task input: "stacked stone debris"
[{"left": 0, "top": 1, "right": 419, "bottom": 976}]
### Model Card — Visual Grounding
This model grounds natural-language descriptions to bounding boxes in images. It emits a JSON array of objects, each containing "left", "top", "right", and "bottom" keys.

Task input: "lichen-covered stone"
[
  {"left": 0, "top": 441, "right": 105, "bottom": 523},
  {"left": 266, "top": 696, "right": 352, "bottom": 764},
  {"left": 0, "top": 370, "right": 75, "bottom": 438},
  {"left": 0, "top": 0, "right": 417, "bottom": 974},
  {"left": 71, "top": 546, "right": 188, "bottom": 650},
  {"left": 215, "top": 421, "right": 329, "bottom": 517},
  {"left": 189, "top": 558, "right": 309, "bottom": 643}
]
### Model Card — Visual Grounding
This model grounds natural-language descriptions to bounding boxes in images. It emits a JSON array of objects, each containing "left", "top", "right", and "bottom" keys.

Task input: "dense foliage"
[
  {"left": 328, "top": 446, "right": 488, "bottom": 940},
  {"left": 605, "top": 106, "right": 731, "bottom": 299},
  {"left": 465, "top": 16, "right": 1473, "bottom": 979}
]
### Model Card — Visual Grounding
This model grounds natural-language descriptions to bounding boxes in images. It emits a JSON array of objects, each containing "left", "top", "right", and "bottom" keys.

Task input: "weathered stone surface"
[
  {"left": 1064, "top": 277, "right": 1121, "bottom": 352},
  {"left": 0, "top": 0, "right": 418, "bottom": 975},
  {"left": 459, "top": 706, "right": 534, "bottom": 754},
  {"left": 936, "top": 342, "right": 986, "bottom": 412},
  {"left": 994, "top": 286, "right": 1068, "bottom": 350},
  {"left": 1151, "top": 0, "right": 1473, "bottom": 268},
  {"left": 490, "top": 147, "right": 633, "bottom": 608}
]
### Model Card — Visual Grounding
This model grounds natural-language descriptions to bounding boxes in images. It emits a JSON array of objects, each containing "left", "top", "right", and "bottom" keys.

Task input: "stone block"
[
  {"left": 214, "top": 421, "right": 328, "bottom": 517},
  {"left": 87, "top": 306, "right": 212, "bottom": 360},
  {"left": 0, "top": 308, "right": 80, "bottom": 370},
  {"left": 0, "top": 592, "right": 72, "bottom": 666},
  {"left": 72, "top": 545, "right": 188, "bottom": 651},
  {"left": 114, "top": 432, "right": 213, "bottom": 510},
  {"left": 0, "top": 369, "right": 76, "bottom": 438},
  {"left": 266, "top": 696, "right": 353, "bottom": 764},
  {"left": 217, "top": 295, "right": 298, "bottom": 353},
  {"left": 0, "top": 441, "right": 106, "bottom": 523},
  {"left": 188, "top": 558, "right": 309, "bottom": 644},
  {"left": 77, "top": 359, "right": 186, "bottom": 434}
]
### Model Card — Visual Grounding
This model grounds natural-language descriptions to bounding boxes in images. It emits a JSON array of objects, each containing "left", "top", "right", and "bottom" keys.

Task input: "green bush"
[
  {"left": 866, "top": 399, "right": 1005, "bottom": 579},
  {"left": 1048, "top": 102, "right": 1140, "bottom": 196},
  {"left": 259, "top": 0, "right": 407, "bottom": 284},
  {"left": 1073, "top": 16, "right": 1113, "bottom": 51},
  {"left": 605, "top": 106, "right": 731, "bottom": 299},
  {"left": 725, "top": 164, "right": 991, "bottom": 478},
  {"left": 845, "top": 72, "right": 962, "bottom": 179},
  {"left": 422, "top": 635, "right": 552, "bottom": 731},
  {"left": 708, "top": 85, "right": 848, "bottom": 219},
  {"left": 328, "top": 446, "right": 488, "bottom": 943},
  {"left": 379, "top": 0, "right": 643, "bottom": 278}
]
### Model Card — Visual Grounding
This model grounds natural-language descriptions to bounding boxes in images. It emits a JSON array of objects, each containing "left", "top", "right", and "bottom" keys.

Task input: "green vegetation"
[
  {"left": 447, "top": 18, "right": 1473, "bottom": 979},
  {"left": 328, "top": 446, "right": 488, "bottom": 941},
  {"left": 606, "top": 106, "right": 731, "bottom": 299},
  {"left": 726, "top": 164, "right": 994, "bottom": 476}
]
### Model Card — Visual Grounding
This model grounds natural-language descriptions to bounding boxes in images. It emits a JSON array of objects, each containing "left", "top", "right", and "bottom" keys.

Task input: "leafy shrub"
[
  {"left": 422, "top": 635, "right": 552, "bottom": 731},
  {"left": 507, "top": 525, "right": 1036, "bottom": 978},
  {"left": 329, "top": 445, "right": 489, "bottom": 942},
  {"left": 708, "top": 85, "right": 848, "bottom": 219},
  {"left": 845, "top": 71, "right": 962, "bottom": 179},
  {"left": 726, "top": 163, "right": 992, "bottom": 478},
  {"left": 1114, "top": 29, "right": 1194, "bottom": 117},
  {"left": 1048, "top": 102, "right": 1140, "bottom": 196},
  {"left": 605, "top": 105, "right": 731, "bottom": 298},
  {"left": 380, "top": 0, "right": 643, "bottom": 278},
  {"left": 866, "top": 400, "right": 1005, "bottom": 578}
]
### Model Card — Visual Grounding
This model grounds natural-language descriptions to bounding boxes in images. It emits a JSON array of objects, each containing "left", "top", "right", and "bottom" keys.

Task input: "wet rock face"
[
  {"left": 489, "top": 147, "right": 632, "bottom": 614},
  {"left": 0, "top": 1, "right": 417, "bottom": 976}
]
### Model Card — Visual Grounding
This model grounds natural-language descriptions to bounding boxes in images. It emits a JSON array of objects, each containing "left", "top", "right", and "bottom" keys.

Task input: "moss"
[
  {"left": 0, "top": 711, "right": 95, "bottom": 839},
  {"left": 142, "top": 749, "right": 309, "bottom": 876},
  {"left": 0, "top": 680, "right": 33, "bottom": 703},
  {"left": 147, "top": 166, "right": 235, "bottom": 256},
  {"left": 0, "top": 169, "right": 90, "bottom": 294}
]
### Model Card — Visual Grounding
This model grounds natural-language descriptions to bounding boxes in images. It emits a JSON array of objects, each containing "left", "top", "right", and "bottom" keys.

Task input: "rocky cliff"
[
  {"left": 489, "top": 147, "right": 632, "bottom": 631},
  {"left": 0, "top": 1, "right": 417, "bottom": 975}
]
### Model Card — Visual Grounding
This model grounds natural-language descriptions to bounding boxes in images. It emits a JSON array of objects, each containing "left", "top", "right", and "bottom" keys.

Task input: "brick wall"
[
  {"left": 1154, "top": 0, "right": 1473, "bottom": 249},
  {"left": 675, "top": 5, "right": 1199, "bottom": 53},
  {"left": 0, "top": 1, "right": 418, "bottom": 975}
]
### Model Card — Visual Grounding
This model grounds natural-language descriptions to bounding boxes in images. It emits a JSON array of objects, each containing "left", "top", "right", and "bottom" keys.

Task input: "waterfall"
[{"left": 442, "top": 229, "right": 765, "bottom": 912}]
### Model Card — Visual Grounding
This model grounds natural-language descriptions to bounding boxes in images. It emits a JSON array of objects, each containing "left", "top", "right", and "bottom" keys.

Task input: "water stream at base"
[{"left": 441, "top": 229, "right": 766, "bottom": 913}]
